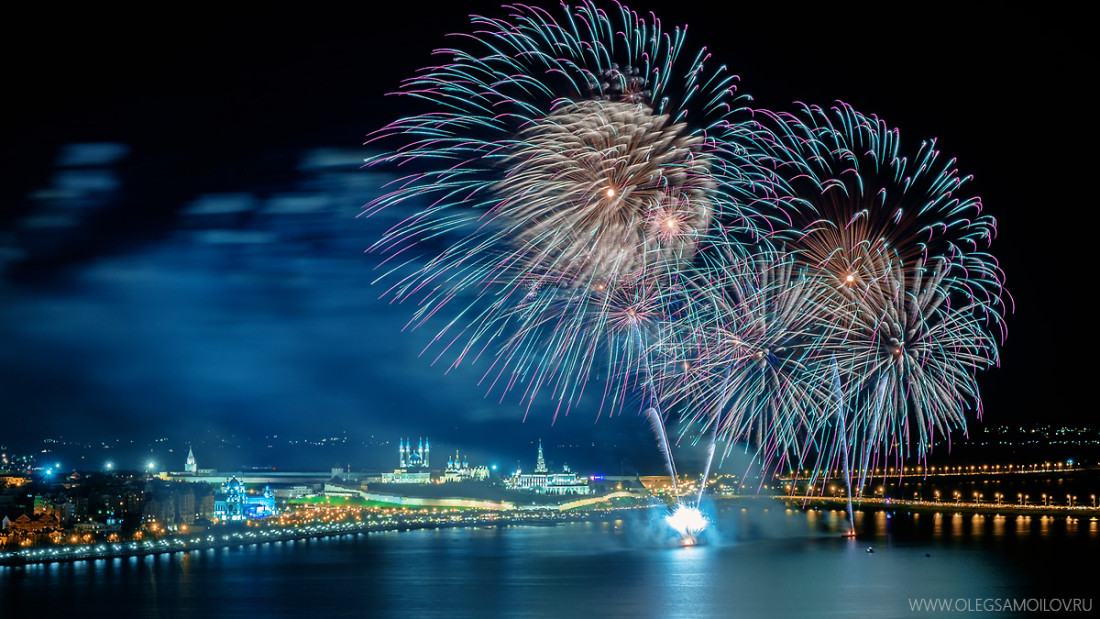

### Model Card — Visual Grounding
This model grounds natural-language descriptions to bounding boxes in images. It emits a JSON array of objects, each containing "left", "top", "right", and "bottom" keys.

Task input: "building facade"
[
  {"left": 509, "top": 441, "right": 589, "bottom": 495},
  {"left": 442, "top": 451, "right": 490, "bottom": 483}
]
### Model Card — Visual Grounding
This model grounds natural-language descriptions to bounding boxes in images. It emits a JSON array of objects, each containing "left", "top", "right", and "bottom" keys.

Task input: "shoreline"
[
  {"left": 0, "top": 506, "right": 645, "bottom": 568},
  {"left": 8, "top": 496, "right": 1098, "bottom": 567}
]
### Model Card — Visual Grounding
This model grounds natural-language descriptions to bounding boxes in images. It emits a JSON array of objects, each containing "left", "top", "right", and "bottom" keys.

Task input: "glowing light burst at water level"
[{"left": 665, "top": 503, "right": 708, "bottom": 545}]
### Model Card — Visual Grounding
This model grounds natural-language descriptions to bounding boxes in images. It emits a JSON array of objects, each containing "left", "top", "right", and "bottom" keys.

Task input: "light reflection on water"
[{"left": 2, "top": 503, "right": 1095, "bottom": 618}]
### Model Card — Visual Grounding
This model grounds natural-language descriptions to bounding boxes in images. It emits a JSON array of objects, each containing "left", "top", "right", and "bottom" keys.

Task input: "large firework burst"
[
  {"left": 734, "top": 102, "right": 1009, "bottom": 474},
  {"left": 363, "top": 1, "right": 773, "bottom": 418},
  {"left": 819, "top": 249, "right": 1001, "bottom": 472},
  {"left": 754, "top": 102, "right": 1008, "bottom": 328},
  {"left": 362, "top": 3, "right": 1010, "bottom": 497},
  {"left": 499, "top": 99, "right": 714, "bottom": 284}
]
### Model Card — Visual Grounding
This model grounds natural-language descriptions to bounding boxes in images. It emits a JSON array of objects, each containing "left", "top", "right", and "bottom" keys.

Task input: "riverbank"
[{"left": 0, "top": 505, "right": 648, "bottom": 568}]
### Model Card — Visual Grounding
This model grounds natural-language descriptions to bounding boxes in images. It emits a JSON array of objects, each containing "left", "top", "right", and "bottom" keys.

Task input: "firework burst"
[
  {"left": 363, "top": 1, "right": 774, "bottom": 420},
  {"left": 499, "top": 99, "right": 714, "bottom": 284},
  {"left": 754, "top": 102, "right": 1008, "bottom": 328},
  {"left": 660, "top": 249, "right": 833, "bottom": 481},
  {"left": 362, "top": 3, "right": 1010, "bottom": 501},
  {"left": 819, "top": 249, "right": 1002, "bottom": 475},
  {"left": 737, "top": 102, "right": 1009, "bottom": 478}
]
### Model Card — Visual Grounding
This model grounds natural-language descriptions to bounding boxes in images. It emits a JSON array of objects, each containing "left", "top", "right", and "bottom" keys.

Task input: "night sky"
[{"left": 1, "top": 4, "right": 1089, "bottom": 472}]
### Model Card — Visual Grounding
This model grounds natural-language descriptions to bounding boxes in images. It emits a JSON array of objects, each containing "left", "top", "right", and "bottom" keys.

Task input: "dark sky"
[{"left": 0, "top": 3, "right": 1089, "bottom": 471}]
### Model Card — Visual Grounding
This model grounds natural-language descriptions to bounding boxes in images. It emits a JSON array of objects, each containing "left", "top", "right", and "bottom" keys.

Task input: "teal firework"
[
  {"left": 753, "top": 101, "right": 1008, "bottom": 333},
  {"left": 659, "top": 248, "right": 834, "bottom": 477},
  {"left": 749, "top": 102, "right": 1008, "bottom": 464},
  {"left": 363, "top": 1, "right": 772, "bottom": 417},
  {"left": 817, "top": 248, "right": 1002, "bottom": 476}
]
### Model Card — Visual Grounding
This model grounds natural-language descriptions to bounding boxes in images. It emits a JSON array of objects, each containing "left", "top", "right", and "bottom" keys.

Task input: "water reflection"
[
  {"left": 2, "top": 505, "right": 1097, "bottom": 619},
  {"left": 951, "top": 513, "right": 963, "bottom": 537},
  {"left": 971, "top": 513, "right": 985, "bottom": 540}
]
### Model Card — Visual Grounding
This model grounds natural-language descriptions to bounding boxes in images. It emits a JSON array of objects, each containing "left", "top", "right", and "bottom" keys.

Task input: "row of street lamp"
[{"left": 787, "top": 483, "right": 1098, "bottom": 508}]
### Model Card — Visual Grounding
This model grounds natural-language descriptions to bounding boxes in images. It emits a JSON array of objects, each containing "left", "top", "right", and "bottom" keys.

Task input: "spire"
[{"left": 536, "top": 440, "right": 547, "bottom": 473}]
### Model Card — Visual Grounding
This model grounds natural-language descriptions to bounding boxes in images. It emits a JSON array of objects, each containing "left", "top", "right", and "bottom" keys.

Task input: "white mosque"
[{"left": 381, "top": 438, "right": 432, "bottom": 484}]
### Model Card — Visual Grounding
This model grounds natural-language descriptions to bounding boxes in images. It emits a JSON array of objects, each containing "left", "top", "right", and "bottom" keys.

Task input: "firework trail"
[{"left": 829, "top": 358, "right": 856, "bottom": 531}]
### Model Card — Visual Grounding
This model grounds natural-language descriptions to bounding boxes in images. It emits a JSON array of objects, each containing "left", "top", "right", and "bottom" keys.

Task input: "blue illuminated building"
[{"left": 213, "top": 477, "right": 277, "bottom": 521}]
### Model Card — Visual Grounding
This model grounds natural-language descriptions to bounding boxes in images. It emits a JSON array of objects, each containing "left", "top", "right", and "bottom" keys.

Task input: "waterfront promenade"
[{"left": 0, "top": 505, "right": 642, "bottom": 568}]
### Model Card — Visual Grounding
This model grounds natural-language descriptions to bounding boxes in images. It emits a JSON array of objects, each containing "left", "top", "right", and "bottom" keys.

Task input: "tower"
[
  {"left": 185, "top": 447, "right": 197, "bottom": 474},
  {"left": 535, "top": 440, "right": 547, "bottom": 473}
]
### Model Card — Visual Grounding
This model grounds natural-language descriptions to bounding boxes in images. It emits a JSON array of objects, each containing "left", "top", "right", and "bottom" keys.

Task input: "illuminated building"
[
  {"left": 442, "top": 451, "right": 490, "bottom": 482},
  {"left": 509, "top": 441, "right": 590, "bottom": 495},
  {"left": 184, "top": 447, "right": 197, "bottom": 474},
  {"left": 213, "top": 477, "right": 277, "bottom": 521},
  {"left": 381, "top": 437, "right": 432, "bottom": 483},
  {"left": 167, "top": 447, "right": 214, "bottom": 477},
  {"left": 399, "top": 437, "right": 430, "bottom": 469}
]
